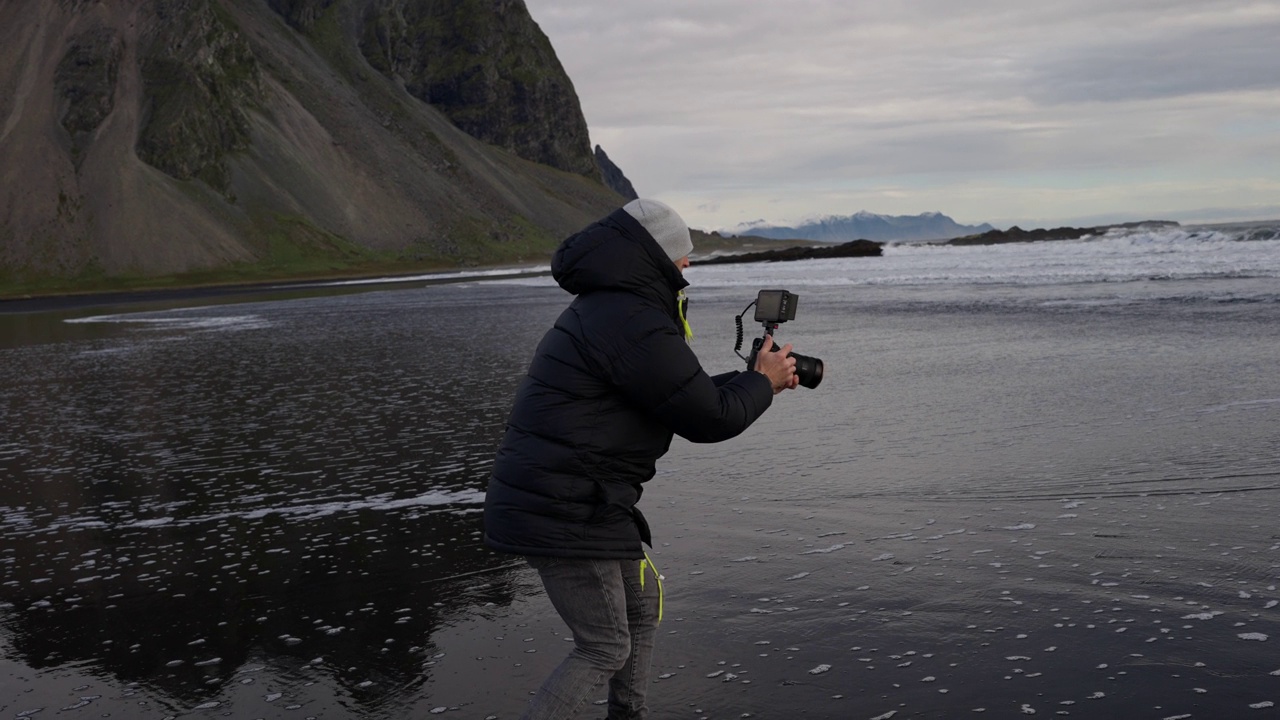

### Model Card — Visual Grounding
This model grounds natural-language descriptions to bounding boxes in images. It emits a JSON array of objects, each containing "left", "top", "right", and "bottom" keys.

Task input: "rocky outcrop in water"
[
  {"left": 693, "top": 239, "right": 882, "bottom": 265},
  {"left": 944, "top": 220, "right": 1180, "bottom": 246}
]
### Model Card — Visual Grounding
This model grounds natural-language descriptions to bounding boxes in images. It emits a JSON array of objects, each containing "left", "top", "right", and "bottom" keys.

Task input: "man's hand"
[{"left": 754, "top": 335, "right": 799, "bottom": 394}]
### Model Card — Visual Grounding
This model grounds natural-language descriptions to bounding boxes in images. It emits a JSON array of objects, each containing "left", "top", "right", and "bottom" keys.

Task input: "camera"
[{"left": 735, "top": 289, "right": 824, "bottom": 389}]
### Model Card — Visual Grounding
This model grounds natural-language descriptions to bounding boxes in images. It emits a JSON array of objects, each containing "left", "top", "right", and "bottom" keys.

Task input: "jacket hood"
[{"left": 552, "top": 208, "right": 689, "bottom": 301}]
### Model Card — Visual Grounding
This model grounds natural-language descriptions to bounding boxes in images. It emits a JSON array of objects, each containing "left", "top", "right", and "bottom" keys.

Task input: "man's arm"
[
  {"left": 606, "top": 322, "right": 793, "bottom": 443},
  {"left": 709, "top": 371, "right": 739, "bottom": 387}
]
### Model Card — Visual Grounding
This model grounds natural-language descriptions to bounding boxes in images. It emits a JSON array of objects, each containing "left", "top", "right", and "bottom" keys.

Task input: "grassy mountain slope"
[{"left": 0, "top": 0, "right": 624, "bottom": 297}]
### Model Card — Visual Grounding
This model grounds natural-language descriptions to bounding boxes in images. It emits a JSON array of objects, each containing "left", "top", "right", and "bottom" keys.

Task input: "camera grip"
[{"left": 746, "top": 336, "right": 783, "bottom": 371}]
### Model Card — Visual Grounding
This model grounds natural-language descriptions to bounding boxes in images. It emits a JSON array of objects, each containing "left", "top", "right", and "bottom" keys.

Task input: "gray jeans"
[{"left": 521, "top": 556, "right": 661, "bottom": 720}]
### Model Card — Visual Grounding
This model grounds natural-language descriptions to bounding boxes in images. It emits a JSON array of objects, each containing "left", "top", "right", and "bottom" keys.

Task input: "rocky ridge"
[
  {"left": 355, "top": 0, "right": 597, "bottom": 177},
  {"left": 594, "top": 145, "right": 638, "bottom": 200}
]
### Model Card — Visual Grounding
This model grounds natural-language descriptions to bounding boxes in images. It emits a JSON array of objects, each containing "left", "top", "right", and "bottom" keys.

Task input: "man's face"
[{"left": 673, "top": 256, "right": 690, "bottom": 274}]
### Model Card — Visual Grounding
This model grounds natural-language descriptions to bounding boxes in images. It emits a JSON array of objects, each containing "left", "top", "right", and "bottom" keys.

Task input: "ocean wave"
[
  {"left": 0, "top": 489, "right": 486, "bottom": 536},
  {"left": 65, "top": 314, "right": 273, "bottom": 332},
  {"left": 685, "top": 222, "right": 1280, "bottom": 290},
  {"left": 308, "top": 266, "right": 552, "bottom": 288}
]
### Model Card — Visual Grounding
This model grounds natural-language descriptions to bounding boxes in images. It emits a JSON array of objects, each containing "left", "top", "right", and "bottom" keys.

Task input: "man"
[{"left": 483, "top": 198, "right": 798, "bottom": 719}]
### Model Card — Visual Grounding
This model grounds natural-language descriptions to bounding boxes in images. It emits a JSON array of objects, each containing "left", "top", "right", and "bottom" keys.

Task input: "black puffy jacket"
[{"left": 483, "top": 208, "right": 775, "bottom": 559}]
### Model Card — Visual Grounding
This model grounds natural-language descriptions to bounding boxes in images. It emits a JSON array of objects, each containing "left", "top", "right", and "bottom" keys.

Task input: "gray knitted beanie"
[{"left": 623, "top": 198, "right": 693, "bottom": 261}]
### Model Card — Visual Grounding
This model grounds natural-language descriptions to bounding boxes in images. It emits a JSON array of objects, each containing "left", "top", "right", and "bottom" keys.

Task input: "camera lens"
[{"left": 788, "top": 352, "right": 824, "bottom": 389}]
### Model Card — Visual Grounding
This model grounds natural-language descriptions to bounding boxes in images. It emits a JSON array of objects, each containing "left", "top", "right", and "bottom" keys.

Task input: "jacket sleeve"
[
  {"left": 602, "top": 318, "right": 775, "bottom": 443},
  {"left": 710, "top": 371, "right": 741, "bottom": 387}
]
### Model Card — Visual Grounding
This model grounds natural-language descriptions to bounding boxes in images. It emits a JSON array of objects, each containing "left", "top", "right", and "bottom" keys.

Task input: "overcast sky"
[{"left": 522, "top": 0, "right": 1280, "bottom": 231}]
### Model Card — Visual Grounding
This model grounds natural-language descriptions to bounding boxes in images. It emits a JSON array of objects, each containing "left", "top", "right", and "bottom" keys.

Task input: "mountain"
[
  {"left": 594, "top": 145, "right": 637, "bottom": 201},
  {"left": 0, "top": 0, "right": 627, "bottom": 295},
  {"left": 732, "top": 211, "right": 995, "bottom": 243}
]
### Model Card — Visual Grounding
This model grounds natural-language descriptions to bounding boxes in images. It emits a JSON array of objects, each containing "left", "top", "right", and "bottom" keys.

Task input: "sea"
[{"left": 1, "top": 220, "right": 1278, "bottom": 719}]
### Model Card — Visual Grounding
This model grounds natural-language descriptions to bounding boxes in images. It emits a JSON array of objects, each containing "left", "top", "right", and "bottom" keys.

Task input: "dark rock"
[
  {"left": 358, "top": 0, "right": 596, "bottom": 178},
  {"left": 693, "top": 239, "right": 882, "bottom": 265},
  {"left": 267, "top": 0, "right": 334, "bottom": 30},
  {"left": 135, "top": 0, "right": 263, "bottom": 192},
  {"left": 594, "top": 145, "right": 637, "bottom": 200},
  {"left": 55, "top": 27, "right": 122, "bottom": 165},
  {"left": 945, "top": 220, "right": 1180, "bottom": 246}
]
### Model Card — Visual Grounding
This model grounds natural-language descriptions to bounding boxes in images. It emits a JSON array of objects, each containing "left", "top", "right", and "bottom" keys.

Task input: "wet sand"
[
  {"left": 0, "top": 265, "right": 552, "bottom": 315},
  {"left": 1, "top": 277, "right": 1278, "bottom": 719},
  {"left": 412, "top": 458, "right": 1280, "bottom": 719}
]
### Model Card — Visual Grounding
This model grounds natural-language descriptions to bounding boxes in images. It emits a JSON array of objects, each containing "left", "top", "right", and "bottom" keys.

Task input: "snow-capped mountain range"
[{"left": 730, "top": 211, "right": 995, "bottom": 243}]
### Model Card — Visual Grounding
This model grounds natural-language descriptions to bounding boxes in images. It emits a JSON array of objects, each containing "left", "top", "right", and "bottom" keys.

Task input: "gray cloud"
[
  {"left": 1024, "top": 23, "right": 1280, "bottom": 104},
  {"left": 524, "top": 0, "right": 1280, "bottom": 227}
]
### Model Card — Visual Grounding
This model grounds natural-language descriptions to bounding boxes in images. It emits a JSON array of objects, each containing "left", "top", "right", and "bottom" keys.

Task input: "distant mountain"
[{"left": 732, "top": 211, "right": 995, "bottom": 243}]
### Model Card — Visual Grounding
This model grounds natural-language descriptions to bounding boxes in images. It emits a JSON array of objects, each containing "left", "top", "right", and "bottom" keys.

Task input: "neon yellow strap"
[
  {"left": 639, "top": 553, "right": 665, "bottom": 624},
  {"left": 677, "top": 291, "right": 693, "bottom": 342}
]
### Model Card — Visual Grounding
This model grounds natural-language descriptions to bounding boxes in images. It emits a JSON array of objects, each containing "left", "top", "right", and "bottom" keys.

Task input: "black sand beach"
[{"left": 2, "top": 264, "right": 1278, "bottom": 718}]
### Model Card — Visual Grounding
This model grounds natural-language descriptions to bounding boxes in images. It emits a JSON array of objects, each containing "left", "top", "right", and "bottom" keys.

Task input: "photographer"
[{"left": 483, "top": 198, "right": 798, "bottom": 720}]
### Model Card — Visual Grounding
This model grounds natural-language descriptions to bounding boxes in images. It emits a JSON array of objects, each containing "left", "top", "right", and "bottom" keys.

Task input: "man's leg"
[
  {"left": 521, "top": 557, "right": 632, "bottom": 720},
  {"left": 606, "top": 559, "right": 660, "bottom": 720}
]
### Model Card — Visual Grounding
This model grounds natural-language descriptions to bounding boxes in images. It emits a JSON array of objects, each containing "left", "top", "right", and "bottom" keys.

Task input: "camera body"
[{"left": 740, "top": 289, "right": 824, "bottom": 389}]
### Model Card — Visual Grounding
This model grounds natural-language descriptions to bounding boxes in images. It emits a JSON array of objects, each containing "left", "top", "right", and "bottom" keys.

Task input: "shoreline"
[
  {"left": 0, "top": 264, "right": 555, "bottom": 315},
  {"left": 11, "top": 216, "right": 1273, "bottom": 313},
  {"left": 0, "top": 242, "right": 825, "bottom": 314}
]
